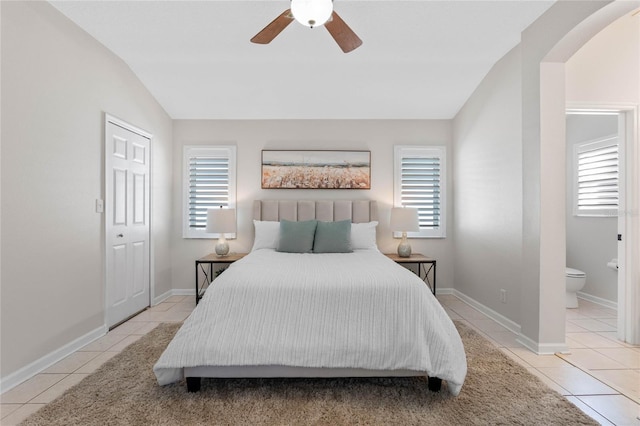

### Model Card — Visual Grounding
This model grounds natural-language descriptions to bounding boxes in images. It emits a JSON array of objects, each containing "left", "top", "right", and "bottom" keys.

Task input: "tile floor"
[
  {"left": 1, "top": 295, "right": 639, "bottom": 425},
  {"left": 441, "top": 295, "right": 640, "bottom": 426},
  {"left": 0, "top": 296, "right": 194, "bottom": 425}
]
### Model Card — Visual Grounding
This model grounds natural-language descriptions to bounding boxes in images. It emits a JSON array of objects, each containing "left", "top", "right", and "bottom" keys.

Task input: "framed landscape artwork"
[{"left": 261, "top": 150, "right": 371, "bottom": 189}]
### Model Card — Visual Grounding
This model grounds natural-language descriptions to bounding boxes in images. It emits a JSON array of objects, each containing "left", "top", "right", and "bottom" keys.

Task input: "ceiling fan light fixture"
[{"left": 291, "top": 0, "right": 333, "bottom": 28}]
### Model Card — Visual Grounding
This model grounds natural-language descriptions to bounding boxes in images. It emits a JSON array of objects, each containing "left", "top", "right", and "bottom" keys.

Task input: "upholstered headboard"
[{"left": 253, "top": 200, "right": 378, "bottom": 223}]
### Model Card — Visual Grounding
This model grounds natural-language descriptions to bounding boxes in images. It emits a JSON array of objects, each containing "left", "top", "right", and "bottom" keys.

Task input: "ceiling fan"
[{"left": 250, "top": 0, "right": 362, "bottom": 53}]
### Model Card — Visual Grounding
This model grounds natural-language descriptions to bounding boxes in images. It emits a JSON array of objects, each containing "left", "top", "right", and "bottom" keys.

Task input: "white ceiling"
[{"left": 50, "top": 0, "right": 555, "bottom": 120}]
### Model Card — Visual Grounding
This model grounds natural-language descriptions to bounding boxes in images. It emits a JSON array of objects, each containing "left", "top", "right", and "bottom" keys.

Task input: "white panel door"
[{"left": 106, "top": 120, "right": 150, "bottom": 328}]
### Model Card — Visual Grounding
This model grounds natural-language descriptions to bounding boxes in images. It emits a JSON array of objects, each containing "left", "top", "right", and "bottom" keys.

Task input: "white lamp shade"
[
  {"left": 390, "top": 207, "right": 420, "bottom": 233},
  {"left": 206, "top": 208, "right": 236, "bottom": 234},
  {"left": 291, "top": 0, "right": 333, "bottom": 28}
]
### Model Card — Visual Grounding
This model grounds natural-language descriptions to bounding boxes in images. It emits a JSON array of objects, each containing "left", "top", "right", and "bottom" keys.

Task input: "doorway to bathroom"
[{"left": 565, "top": 107, "right": 637, "bottom": 345}]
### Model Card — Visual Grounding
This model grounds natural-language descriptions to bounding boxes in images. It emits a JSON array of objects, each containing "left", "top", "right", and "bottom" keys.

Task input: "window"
[
  {"left": 573, "top": 136, "right": 618, "bottom": 217},
  {"left": 183, "top": 146, "right": 237, "bottom": 238},
  {"left": 394, "top": 146, "right": 446, "bottom": 238}
]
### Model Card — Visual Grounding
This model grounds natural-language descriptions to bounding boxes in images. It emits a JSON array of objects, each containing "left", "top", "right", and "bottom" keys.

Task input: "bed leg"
[
  {"left": 428, "top": 377, "right": 442, "bottom": 392},
  {"left": 186, "top": 377, "right": 201, "bottom": 392}
]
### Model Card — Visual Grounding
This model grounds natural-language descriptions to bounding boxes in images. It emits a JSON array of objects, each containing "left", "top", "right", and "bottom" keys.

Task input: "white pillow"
[
  {"left": 350, "top": 221, "right": 378, "bottom": 250},
  {"left": 251, "top": 220, "right": 280, "bottom": 251}
]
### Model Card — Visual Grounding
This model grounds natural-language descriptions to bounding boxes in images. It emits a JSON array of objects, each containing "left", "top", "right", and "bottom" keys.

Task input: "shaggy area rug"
[{"left": 22, "top": 321, "right": 597, "bottom": 425}]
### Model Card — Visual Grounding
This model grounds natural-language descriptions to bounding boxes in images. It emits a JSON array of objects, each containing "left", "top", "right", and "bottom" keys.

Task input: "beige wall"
[
  {"left": 2, "top": 0, "right": 635, "bottom": 388},
  {"left": 453, "top": 46, "right": 523, "bottom": 323},
  {"left": 566, "top": 13, "right": 639, "bottom": 105},
  {"left": 452, "top": 0, "right": 626, "bottom": 351},
  {"left": 1, "top": 1, "right": 173, "bottom": 379},
  {"left": 171, "top": 120, "right": 454, "bottom": 291}
]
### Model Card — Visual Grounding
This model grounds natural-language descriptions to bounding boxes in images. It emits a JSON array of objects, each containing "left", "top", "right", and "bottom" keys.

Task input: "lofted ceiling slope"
[{"left": 49, "top": 1, "right": 555, "bottom": 119}]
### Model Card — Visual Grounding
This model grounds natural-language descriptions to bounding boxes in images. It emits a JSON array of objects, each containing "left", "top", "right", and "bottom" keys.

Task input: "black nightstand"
[
  {"left": 385, "top": 253, "right": 436, "bottom": 295},
  {"left": 194, "top": 253, "right": 247, "bottom": 304}
]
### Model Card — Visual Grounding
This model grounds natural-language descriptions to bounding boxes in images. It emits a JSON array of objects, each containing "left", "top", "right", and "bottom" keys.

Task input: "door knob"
[{"left": 117, "top": 233, "right": 124, "bottom": 238}]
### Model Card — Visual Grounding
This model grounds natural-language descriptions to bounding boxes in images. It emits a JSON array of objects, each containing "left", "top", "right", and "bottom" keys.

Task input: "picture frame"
[{"left": 261, "top": 150, "right": 371, "bottom": 189}]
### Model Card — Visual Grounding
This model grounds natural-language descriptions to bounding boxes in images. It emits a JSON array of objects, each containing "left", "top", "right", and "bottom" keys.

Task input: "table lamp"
[
  {"left": 390, "top": 207, "right": 419, "bottom": 258},
  {"left": 206, "top": 207, "right": 236, "bottom": 257}
]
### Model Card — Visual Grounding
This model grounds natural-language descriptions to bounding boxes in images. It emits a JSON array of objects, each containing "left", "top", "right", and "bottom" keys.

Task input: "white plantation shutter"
[
  {"left": 183, "top": 146, "right": 236, "bottom": 238},
  {"left": 573, "top": 136, "right": 618, "bottom": 217},
  {"left": 188, "top": 157, "right": 229, "bottom": 228},
  {"left": 401, "top": 157, "right": 441, "bottom": 228},
  {"left": 394, "top": 146, "right": 446, "bottom": 238}
]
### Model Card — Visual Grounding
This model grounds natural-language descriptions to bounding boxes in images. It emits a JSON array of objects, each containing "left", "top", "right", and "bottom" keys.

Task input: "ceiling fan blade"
[
  {"left": 324, "top": 11, "right": 362, "bottom": 53},
  {"left": 251, "top": 9, "right": 294, "bottom": 44}
]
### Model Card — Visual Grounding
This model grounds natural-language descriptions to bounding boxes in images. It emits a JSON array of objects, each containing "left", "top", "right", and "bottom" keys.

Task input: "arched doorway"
[{"left": 524, "top": 0, "right": 639, "bottom": 350}]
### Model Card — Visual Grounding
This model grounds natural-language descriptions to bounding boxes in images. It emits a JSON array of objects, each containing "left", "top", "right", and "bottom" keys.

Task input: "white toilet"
[{"left": 565, "top": 267, "right": 586, "bottom": 308}]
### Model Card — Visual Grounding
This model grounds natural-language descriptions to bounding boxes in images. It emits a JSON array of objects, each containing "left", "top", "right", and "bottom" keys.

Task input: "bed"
[{"left": 154, "top": 200, "right": 467, "bottom": 395}]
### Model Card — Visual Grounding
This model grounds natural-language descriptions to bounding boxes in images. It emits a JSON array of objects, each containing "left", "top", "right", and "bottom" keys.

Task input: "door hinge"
[{"left": 618, "top": 234, "right": 622, "bottom": 241}]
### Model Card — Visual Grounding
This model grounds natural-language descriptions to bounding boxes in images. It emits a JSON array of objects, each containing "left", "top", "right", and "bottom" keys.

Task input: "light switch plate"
[{"left": 96, "top": 199, "right": 104, "bottom": 213}]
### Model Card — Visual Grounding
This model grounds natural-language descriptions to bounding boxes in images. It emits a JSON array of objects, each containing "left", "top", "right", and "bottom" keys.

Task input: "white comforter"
[{"left": 153, "top": 250, "right": 467, "bottom": 395}]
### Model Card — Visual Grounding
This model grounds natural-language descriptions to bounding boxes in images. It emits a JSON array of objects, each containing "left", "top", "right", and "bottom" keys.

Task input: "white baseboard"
[
  {"left": 0, "top": 325, "right": 107, "bottom": 395},
  {"left": 2, "top": 287, "right": 196, "bottom": 395},
  {"left": 516, "top": 334, "right": 569, "bottom": 355},
  {"left": 153, "top": 289, "right": 195, "bottom": 305},
  {"left": 153, "top": 289, "right": 173, "bottom": 305},
  {"left": 450, "top": 289, "right": 521, "bottom": 335},
  {"left": 171, "top": 289, "right": 196, "bottom": 296},
  {"left": 577, "top": 292, "right": 617, "bottom": 310},
  {"left": 171, "top": 288, "right": 196, "bottom": 297},
  {"left": 445, "top": 289, "right": 568, "bottom": 355}
]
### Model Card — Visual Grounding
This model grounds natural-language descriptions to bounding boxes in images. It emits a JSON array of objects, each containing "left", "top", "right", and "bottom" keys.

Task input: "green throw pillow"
[
  {"left": 276, "top": 219, "right": 318, "bottom": 253},
  {"left": 313, "top": 220, "right": 353, "bottom": 253}
]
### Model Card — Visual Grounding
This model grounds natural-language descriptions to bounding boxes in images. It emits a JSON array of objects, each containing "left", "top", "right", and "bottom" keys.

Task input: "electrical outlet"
[{"left": 500, "top": 289, "right": 507, "bottom": 304}]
